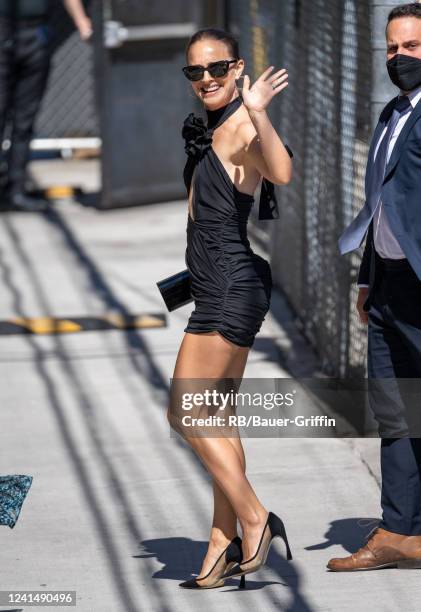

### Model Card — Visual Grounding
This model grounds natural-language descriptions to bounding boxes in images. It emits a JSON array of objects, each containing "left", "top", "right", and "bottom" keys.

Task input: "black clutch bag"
[{"left": 156, "top": 268, "right": 193, "bottom": 312}]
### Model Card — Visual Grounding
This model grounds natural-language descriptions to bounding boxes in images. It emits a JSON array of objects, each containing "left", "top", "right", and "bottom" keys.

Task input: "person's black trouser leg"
[
  {"left": 7, "top": 25, "right": 51, "bottom": 196},
  {"left": 0, "top": 22, "right": 13, "bottom": 190},
  {"left": 367, "top": 257, "right": 421, "bottom": 536}
]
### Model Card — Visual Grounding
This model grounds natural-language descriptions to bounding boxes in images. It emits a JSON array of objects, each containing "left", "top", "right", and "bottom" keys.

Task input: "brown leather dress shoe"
[{"left": 327, "top": 527, "right": 421, "bottom": 571}]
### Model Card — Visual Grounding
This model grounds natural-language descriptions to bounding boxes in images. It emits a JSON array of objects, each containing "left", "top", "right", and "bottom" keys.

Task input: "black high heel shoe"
[
  {"left": 221, "top": 512, "right": 292, "bottom": 580},
  {"left": 179, "top": 535, "right": 246, "bottom": 589}
]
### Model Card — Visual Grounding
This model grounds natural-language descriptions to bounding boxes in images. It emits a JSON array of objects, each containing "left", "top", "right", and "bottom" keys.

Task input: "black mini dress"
[{"left": 181, "top": 95, "right": 285, "bottom": 348}]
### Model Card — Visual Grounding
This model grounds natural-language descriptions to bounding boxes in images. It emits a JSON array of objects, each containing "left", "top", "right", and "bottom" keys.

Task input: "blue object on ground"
[{"left": 0, "top": 475, "right": 33, "bottom": 528}]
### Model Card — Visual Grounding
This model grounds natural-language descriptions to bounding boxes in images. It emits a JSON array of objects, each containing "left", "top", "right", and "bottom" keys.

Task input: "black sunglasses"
[{"left": 182, "top": 59, "right": 238, "bottom": 81}]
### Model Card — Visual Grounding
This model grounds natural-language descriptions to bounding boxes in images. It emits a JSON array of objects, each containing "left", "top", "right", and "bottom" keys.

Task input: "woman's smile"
[{"left": 200, "top": 83, "right": 222, "bottom": 97}]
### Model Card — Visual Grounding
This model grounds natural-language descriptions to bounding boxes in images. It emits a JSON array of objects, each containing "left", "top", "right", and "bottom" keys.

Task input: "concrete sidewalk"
[{"left": 0, "top": 179, "right": 419, "bottom": 611}]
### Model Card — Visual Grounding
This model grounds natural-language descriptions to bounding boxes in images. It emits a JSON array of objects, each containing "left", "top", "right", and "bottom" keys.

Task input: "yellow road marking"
[
  {"left": 2, "top": 314, "right": 166, "bottom": 335},
  {"left": 12, "top": 317, "right": 81, "bottom": 334}
]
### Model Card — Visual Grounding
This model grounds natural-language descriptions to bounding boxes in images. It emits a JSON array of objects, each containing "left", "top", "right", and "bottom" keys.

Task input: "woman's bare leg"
[
  {"left": 169, "top": 331, "right": 268, "bottom": 576},
  {"left": 206, "top": 348, "right": 249, "bottom": 576}
]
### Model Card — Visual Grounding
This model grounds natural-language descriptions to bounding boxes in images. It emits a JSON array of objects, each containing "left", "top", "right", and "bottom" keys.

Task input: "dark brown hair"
[
  {"left": 387, "top": 2, "right": 421, "bottom": 25},
  {"left": 186, "top": 28, "right": 240, "bottom": 60}
]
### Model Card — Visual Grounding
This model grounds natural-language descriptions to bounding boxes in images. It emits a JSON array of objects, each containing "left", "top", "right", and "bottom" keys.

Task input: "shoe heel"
[
  {"left": 269, "top": 512, "right": 293, "bottom": 561},
  {"left": 239, "top": 574, "right": 246, "bottom": 589},
  {"left": 397, "top": 558, "right": 421, "bottom": 569}
]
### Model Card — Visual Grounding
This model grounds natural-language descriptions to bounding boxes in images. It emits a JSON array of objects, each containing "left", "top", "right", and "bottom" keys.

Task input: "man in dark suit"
[
  {"left": 329, "top": 2, "right": 421, "bottom": 571},
  {"left": 0, "top": 0, "right": 92, "bottom": 212}
]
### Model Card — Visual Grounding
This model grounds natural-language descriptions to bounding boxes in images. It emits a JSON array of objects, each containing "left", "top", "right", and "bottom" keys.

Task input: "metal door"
[{"left": 93, "top": 0, "right": 218, "bottom": 208}]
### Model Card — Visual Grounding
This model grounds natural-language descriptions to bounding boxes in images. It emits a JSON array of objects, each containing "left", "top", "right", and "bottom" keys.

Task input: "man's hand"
[
  {"left": 63, "top": 0, "right": 93, "bottom": 41},
  {"left": 77, "top": 16, "right": 93, "bottom": 41},
  {"left": 357, "top": 287, "right": 369, "bottom": 324}
]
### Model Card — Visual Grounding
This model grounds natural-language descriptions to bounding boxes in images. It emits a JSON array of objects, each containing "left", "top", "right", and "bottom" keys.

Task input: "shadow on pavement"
[
  {"left": 0, "top": 208, "right": 315, "bottom": 611},
  {"left": 136, "top": 537, "right": 313, "bottom": 610},
  {"left": 305, "top": 517, "right": 380, "bottom": 554}
]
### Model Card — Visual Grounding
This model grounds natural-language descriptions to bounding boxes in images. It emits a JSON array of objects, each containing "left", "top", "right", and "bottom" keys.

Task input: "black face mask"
[{"left": 387, "top": 54, "right": 421, "bottom": 91}]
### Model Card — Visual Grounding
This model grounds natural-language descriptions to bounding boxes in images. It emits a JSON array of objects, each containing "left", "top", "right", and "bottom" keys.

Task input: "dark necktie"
[{"left": 338, "top": 95, "right": 412, "bottom": 254}]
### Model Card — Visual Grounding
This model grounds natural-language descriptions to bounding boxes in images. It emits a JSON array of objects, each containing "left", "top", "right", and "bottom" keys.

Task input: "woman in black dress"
[{"left": 168, "top": 28, "right": 293, "bottom": 589}]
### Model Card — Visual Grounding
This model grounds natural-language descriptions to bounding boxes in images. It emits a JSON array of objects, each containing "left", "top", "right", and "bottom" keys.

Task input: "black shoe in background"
[{"left": 4, "top": 191, "right": 49, "bottom": 212}]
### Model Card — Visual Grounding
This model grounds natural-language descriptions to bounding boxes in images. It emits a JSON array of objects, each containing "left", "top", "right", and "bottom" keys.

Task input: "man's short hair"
[{"left": 388, "top": 2, "right": 421, "bottom": 26}]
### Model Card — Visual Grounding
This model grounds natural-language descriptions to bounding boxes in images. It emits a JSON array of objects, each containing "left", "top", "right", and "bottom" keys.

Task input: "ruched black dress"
[{"left": 181, "top": 95, "right": 282, "bottom": 348}]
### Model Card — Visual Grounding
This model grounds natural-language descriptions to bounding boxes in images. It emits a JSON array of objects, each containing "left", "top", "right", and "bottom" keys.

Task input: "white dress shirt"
[{"left": 372, "top": 84, "right": 421, "bottom": 259}]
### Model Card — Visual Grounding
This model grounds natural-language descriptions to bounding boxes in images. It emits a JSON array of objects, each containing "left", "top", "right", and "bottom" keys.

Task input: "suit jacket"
[{"left": 358, "top": 94, "right": 421, "bottom": 291}]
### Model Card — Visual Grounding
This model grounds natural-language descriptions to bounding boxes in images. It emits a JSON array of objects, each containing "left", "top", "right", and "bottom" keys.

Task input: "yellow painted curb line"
[
  {"left": 44, "top": 185, "right": 75, "bottom": 199},
  {"left": 2, "top": 313, "right": 166, "bottom": 335}
]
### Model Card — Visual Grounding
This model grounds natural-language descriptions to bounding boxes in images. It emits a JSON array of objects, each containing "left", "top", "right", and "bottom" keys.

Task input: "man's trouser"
[
  {"left": 368, "top": 254, "right": 421, "bottom": 536},
  {"left": 0, "top": 17, "right": 51, "bottom": 195}
]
